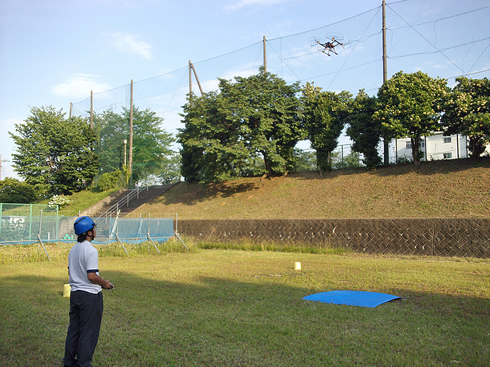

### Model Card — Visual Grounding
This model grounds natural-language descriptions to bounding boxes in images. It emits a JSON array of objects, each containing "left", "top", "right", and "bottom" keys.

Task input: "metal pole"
[
  {"left": 457, "top": 134, "right": 460, "bottom": 159},
  {"left": 382, "top": 0, "right": 387, "bottom": 84},
  {"left": 189, "top": 60, "right": 192, "bottom": 95},
  {"left": 90, "top": 90, "right": 93, "bottom": 129},
  {"left": 37, "top": 235, "right": 51, "bottom": 261},
  {"left": 263, "top": 35, "right": 267, "bottom": 73},
  {"left": 129, "top": 80, "right": 134, "bottom": 187},
  {"left": 29, "top": 204, "right": 33, "bottom": 241},
  {"left": 382, "top": 0, "right": 390, "bottom": 165},
  {"left": 124, "top": 139, "right": 127, "bottom": 167}
]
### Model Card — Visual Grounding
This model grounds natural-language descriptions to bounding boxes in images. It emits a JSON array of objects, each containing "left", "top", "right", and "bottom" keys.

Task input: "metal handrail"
[{"left": 95, "top": 186, "right": 148, "bottom": 222}]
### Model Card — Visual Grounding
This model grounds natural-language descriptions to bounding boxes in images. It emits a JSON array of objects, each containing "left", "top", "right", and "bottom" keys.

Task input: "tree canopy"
[
  {"left": 95, "top": 106, "right": 176, "bottom": 184},
  {"left": 374, "top": 71, "right": 449, "bottom": 166},
  {"left": 302, "top": 83, "right": 351, "bottom": 173},
  {"left": 346, "top": 89, "right": 382, "bottom": 169},
  {"left": 178, "top": 70, "right": 304, "bottom": 183},
  {"left": 441, "top": 77, "right": 490, "bottom": 158},
  {"left": 0, "top": 178, "right": 36, "bottom": 203},
  {"left": 9, "top": 106, "right": 98, "bottom": 196}
]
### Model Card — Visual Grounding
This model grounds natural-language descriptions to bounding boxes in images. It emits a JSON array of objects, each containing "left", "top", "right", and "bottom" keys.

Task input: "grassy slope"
[{"left": 132, "top": 158, "right": 490, "bottom": 219}]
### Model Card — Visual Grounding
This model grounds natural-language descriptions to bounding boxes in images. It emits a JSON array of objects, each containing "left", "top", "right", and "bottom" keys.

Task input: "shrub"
[
  {"left": 95, "top": 170, "right": 123, "bottom": 192},
  {"left": 0, "top": 178, "right": 36, "bottom": 203},
  {"left": 48, "top": 195, "right": 71, "bottom": 208}
]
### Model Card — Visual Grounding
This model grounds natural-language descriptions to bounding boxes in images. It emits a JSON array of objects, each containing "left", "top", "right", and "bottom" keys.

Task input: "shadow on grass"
[
  {"left": 157, "top": 181, "right": 260, "bottom": 206},
  {"left": 1, "top": 270, "right": 489, "bottom": 366}
]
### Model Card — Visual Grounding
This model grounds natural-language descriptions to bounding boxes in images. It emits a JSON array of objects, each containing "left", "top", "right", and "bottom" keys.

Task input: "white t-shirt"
[{"left": 68, "top": 240, "right": 102, "bottom": 294}]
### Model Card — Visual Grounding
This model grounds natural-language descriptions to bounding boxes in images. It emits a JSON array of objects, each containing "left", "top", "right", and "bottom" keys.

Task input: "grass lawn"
[{"left": 0, "top": 245, "right": 489, "bottom": 366}]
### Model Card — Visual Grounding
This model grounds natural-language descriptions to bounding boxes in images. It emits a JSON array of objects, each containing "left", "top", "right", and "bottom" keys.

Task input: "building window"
[
  {"left": 444, "top": 137, "right": 452, "bottom": 144},
  {"left": 443, "top": 152, "right": 452, "bottom": 159},
  {"left": 405, "top": 141, "right": 424, "bottom": 150}
]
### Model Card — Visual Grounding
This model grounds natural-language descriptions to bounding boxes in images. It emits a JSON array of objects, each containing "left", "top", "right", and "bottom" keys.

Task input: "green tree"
[
  {"left": 96, "top": 106, "right": 176, "bottom": 184},
  {"left": 441, "top": 77, "right": 490, "bottom": 158},
  {"left": 9, "top": 106, "right": 98, "bottom": 196},
  {"left": 346, "top": 90, "right": 382, "bottom": 169},
  {"left": 0, "top": 178, "right": 36, "bottom": 203},
  {"left": 302, "top": 83, "right": 352, "bottom": 174},
  {"left": 222, "top": 70, "right": 304, "bottom": 178},
  {"left": 375, "top": 71, "right": 449, "bottom": 167},
  {"left": 179, "top": 70, "right": 304, "bottom": 182},
  {"left": 179, "top": 90, "right": 250, "bottom": 183},
  {"left": 291, "top": 148, "right": 317, "bottom": 172}
]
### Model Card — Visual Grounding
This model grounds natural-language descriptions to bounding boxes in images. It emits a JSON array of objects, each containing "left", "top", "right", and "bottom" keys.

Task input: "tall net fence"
[
  {"left": 0, "top": 205, "right": 175, "bottom": 245},
  {"left": 70, "top": 4, "right": 489, "bottom": 180}
]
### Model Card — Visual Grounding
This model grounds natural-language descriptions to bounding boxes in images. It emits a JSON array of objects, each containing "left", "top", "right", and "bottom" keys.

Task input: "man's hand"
[{"left": 103, "top": 280, "right": 114, "bottom": 290}]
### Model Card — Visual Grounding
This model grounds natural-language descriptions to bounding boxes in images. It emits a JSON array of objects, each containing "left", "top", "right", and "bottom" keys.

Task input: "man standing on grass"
[{"left": 64, "top": 216, "right": 114, "bottom": 367}]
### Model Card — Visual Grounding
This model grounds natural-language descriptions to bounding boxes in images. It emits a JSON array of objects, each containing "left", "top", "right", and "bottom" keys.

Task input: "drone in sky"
[{"left": 312, "top": 35, "right": 345, "bottom": 56}]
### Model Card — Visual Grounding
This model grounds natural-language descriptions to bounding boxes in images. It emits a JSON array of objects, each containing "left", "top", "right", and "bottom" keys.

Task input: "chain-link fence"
[{"left": 178, "top": 218, "right": 490, "bottom": 258}]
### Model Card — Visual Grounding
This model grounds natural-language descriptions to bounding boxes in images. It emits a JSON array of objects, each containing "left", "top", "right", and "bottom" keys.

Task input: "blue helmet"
[{"left": 74, "top": 216, "right": 96, "bottom": 235}]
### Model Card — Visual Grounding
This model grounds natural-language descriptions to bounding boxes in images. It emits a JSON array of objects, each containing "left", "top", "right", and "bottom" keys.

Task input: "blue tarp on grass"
[{"left": 303, "top": 290, "right": 401, "bottom": 308}]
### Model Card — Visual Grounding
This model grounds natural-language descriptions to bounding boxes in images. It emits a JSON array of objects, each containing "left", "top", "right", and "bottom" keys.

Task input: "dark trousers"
[{"left": 64, "top": 290, "right": 103, "bottom": 367}]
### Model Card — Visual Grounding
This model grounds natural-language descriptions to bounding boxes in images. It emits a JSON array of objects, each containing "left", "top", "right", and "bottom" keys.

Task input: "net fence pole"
[
  {"left": 37, "top": 235, "right": 51, "bottom": 261},
  {"left": 147, "top": 233, "right": 160, "bottom": 254},
  {"left": 29, "top": 204, "right": 33, "bottom": 241},
  {"left": 115, "top": 234, "right": 129, "bottom": 256}
]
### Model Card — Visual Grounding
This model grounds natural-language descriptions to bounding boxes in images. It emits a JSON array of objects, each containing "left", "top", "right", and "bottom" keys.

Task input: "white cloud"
[
  {"left": 51, "top": 74, "right": 112, "bottom": 99},
  {"left": 106, "top": 32, "right": 153, "bottom": 60}
]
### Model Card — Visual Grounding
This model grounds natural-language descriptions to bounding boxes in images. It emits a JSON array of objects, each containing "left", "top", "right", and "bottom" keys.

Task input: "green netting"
[
  {"left": 1, "top": 205, "right": 174, "bottom": 245},
  {"left": 0, "top": 203, "right": 59, "bottom": 244},
  {"left": 92, "top": 217, "right": 174, "bottom": 244}
]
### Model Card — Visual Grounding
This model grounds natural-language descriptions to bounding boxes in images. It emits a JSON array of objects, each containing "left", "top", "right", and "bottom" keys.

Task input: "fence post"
[{"left": 29, "top": 204, "right": 33, "bottom": 241}]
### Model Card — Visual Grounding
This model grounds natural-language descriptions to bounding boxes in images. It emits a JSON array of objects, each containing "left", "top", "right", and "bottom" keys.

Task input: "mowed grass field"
[
  {"left": 2, "top": 158, "right": 489, "bottom": 366},
  {"left": 1, "top": 241, "right": 489, "bottom": 366}
]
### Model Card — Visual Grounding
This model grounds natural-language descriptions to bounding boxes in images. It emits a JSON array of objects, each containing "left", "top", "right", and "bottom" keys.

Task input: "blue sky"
[{"left": 1, "top": 0, "right": 489, "bottom": 180}]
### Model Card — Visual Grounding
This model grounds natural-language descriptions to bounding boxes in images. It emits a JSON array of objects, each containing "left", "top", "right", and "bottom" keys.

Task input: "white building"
[{"left": 393, "top": 132, "right": 490, "bottom": 163}]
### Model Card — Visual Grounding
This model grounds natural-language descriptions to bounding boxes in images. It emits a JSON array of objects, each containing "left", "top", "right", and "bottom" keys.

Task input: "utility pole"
[
  {"left": 69, "top": 102, "right": 73, "bottom": 119},
  {"left": 263, "top": 35, "right": 267, "bottom": 73},
  {"left": 189, "top": 61, "right": 204, "bottom": 96},
  {"left": 382, "top": 0, "right": 387, "bottom": 84},
  {"left": 0, "top": 155, "right": 11, "bottom": 181},
  {"left": 90, "top": 90, "right": 93, "bottom": 129},
  {"left": 129, "top": 80, "right": 134, "bottom": 186},
  {"left": 382, "top": 0, "right": 390, "bottom": 165}
]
